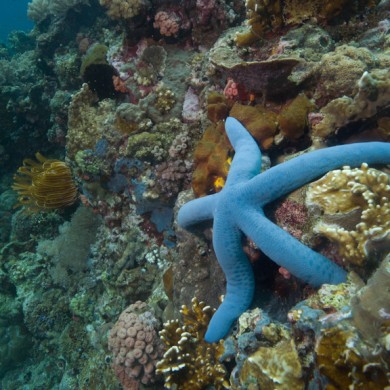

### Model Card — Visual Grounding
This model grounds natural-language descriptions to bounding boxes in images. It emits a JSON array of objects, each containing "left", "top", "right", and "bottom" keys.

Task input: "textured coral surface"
[{"left": 1, "top": 0, "right": 390, "bottom": 388}]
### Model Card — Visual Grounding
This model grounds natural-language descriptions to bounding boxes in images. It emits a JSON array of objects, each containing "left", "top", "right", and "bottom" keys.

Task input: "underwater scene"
[{"left": 1, "top": 0, "right": 390, "bottom": 389}]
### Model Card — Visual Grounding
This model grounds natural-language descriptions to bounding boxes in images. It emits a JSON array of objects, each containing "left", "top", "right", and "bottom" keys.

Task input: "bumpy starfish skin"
[{"left": 178, "top": 117, "right": 390, "bottom": 343}]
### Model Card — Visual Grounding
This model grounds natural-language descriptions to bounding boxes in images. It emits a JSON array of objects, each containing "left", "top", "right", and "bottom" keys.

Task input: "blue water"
[{"left": 0, "top": 0, "right": 33, "bottom": 44}]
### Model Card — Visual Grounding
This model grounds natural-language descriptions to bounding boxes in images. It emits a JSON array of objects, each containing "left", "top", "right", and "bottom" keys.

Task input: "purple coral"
[
  {"left": 274, "top": 199, "right": 308, "bottom": 240},
  {"left": 155, "top": 160, "right": 192, "bottom": 199}
]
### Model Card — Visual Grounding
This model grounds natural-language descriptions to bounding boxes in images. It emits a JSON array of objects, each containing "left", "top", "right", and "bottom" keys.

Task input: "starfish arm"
[
  {"left": 177, "top": 193, "right": 219, "bottom": 229},
  {"left": 224, "top": 117, "right": 262, "bottom": 186},
  {"left": 238, "top": 208, "right": 347, "bottom": 287},
  {"left": 205, "top": 210, "right": 255, "bottom": 342},
  {"left": 246, "top": 142, "right": 390, "bottom": 204}
]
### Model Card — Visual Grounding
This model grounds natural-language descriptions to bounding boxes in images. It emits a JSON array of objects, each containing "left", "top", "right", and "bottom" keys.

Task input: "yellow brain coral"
[
  {"left": 307, "top": 163, "right": 390, "bottom": 267},
  {"left": 12, "top": 152, "right": 78, "bottom": 212},
  {"left": 99, "top": 0, "right": 148, "bottom": 20},
  {"left": 156, "top": 298, "right": 229, "bottom": 390}
]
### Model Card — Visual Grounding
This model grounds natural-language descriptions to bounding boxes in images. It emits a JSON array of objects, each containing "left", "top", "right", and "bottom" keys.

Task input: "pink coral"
[
  {"left": 155, "top": 159, "right": 192, "bottom": 199},
  {"left": 223, "top": 78, "right": 239, "bottom": 99},
  {"left": 223, "top": 78, "right": 250, "bottom": 101},
  {"left": 108, "top": 301, "right": 164, "bottom": 389},
  {"left": 274, "top": 199, "right": 308, "bottom": 240},
  {"left": 153, "top": 11, "right": 181, "bottom": 37}
]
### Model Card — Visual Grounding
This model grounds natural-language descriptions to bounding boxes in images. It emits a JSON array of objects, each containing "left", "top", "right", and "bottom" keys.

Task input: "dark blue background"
[{"left": 0, "top": 0, "right": 33, "bottom": 44}]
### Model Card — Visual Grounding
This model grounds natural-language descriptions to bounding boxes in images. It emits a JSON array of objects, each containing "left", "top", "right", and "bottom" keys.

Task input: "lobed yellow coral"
[
  {"left": 352, "top": 256, "right": 390, "bottom": 348},
  {"left": 236, "top": 324, "right": 304, "bottom": 390},
  {"left": 235, "top": 0, "right": 380, "bottom": 47},
  {"left": 316, "top": 325, "right": 389, "bottom": 389},
  {"left": 277, "top": 94, "right": 316, "bottom": 141},
  {"left": 99, "top": 0, "right": 148, "bottom": 20},
  {"left": 307, "top": 163, "right": 390, "bottom": 267},
  {"left": 207, "top": 92, "right": 230, "bottom": 123},
  {"left": 12, "top": 152, "right": 78, "bottom": 212},
  {"left": 156, "top": 298, "right": 229, "bottom": 390}
]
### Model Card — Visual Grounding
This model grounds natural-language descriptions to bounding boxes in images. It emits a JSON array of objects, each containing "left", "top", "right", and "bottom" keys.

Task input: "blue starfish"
[{"left": 178, "top": 117, "right": 390, "bottom": 343}]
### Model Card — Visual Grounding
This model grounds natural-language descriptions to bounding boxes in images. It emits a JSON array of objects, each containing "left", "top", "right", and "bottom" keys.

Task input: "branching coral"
[
  {"left": 156, "top": 298, "right": 229, "bottom": 390},
  {"left": 307, "top": 163, "right": 390, "bottom": 268},
  {"left": 12, "top": 152, "right": 78, "bottom": 212}
]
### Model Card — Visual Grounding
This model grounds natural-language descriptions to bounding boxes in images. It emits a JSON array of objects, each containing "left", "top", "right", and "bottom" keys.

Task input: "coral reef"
[
  {"left": 157, "top": 298, "right": 229, "bottom": 389},
  {"left": 178, "top": 117, "right": 390, "bottom": 342},
  {"left": 66, "top": 84, "right": 115, "bottom": 159},
  {"left": 235, "top": 0, "right": 380, "bottom": 46},
  {"left": 27, "top": 0, "right": 90, "bottom": 23},
  {"left": 314, "top": 45, "right": 378, "bottom": 104},
  {"left": 37, "top": 205, "right": 101, "bottom": 287},
  {"left": 99, "top": 0, "right": 150, "bottom": 20},
  {"left": 153, "top": 11, "right": 181, "bottom": 37},
  {"left": 316, "top": 325, "right": 388, "bottom": 389},
  {"left": 108, "top": 301, "right": 164, "bottom": 389},
  {"left": 237, "top": 335, "right": 304, "bottom": 390},
  {"left": 351, "top": 256, "right": 390, "bottom": 352},
  {"left": 2, "top": 0, "right": 390, "bottom": 387},
  {"left": 312, "top": 68, "right": 390, "bottom": 139},
  {"left": 191, "top": 121, "right": 231, "bottom": 197},
  {"left": 307, "top": 163, "right": 390, "bottom": 271}
]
